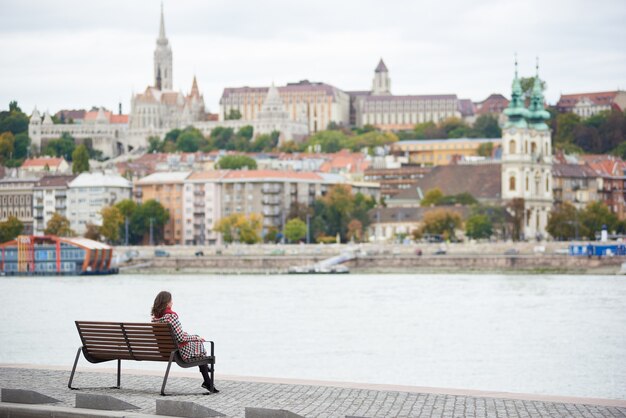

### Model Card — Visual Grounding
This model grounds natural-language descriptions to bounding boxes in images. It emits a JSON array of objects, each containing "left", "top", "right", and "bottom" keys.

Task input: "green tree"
[
  {"left": 413, "top": 121, "right": 444, "bottom": 139},
  {"left": 547, "top": 202, "right": 582, "bottom": 241},
  {"left": 476, "top": 141, "right": 494, "bottom": 157},
  {"left": 130, "top": 200, "right": 170, "bottom": 244},
  {"left": 84, "top": 223, "right": 101, "bottom": 241},
  {"left": 0, "top": 216, "right": 24, "bottom": 243},
  {"left": 237, "top": 125, "right": 254, "bottom": 141},
  {"left": 71, "top": 144, "right": 90, "bottom": 174},
  {"left": 520, "top": 77, "right": 546, "bottom": 102},
  {"left": 225, "top": 109, "right": 242, "bottom": 120},
  {"left": 0, "top": 101, "right": 29, "bottom": 136},
  {"left": 440, "top": 117, "right": 471, "bottom": 138},
  {"left": 100, "top": 206, "right": 124, "bottom": 243},
  {"left": 305, "top": 130, "right": 350, "bottom": 153},
  {"left": 209, "top": 127, "right": 235, "bottom": 149},
  {"left": 43, "top": 132, "right": 75, "bottom": 160},
  {"left": 580, "top": 201, "right": 617, "bottom": 240},
  {"left": 472, "top": 114, "right": 502, "bottom": 138},
  {"left": 148, "top": 136, "right": 162, "bottom": 153},
  {"left": 284, "top": 218, "right": 307, "bottom": 242},
  {"left": 465, "top": 214, "right": 493, "bottom": 239},
  {"left": 420, "top": 188, "right": 444, "bottom": 207},
  {"left": 176, "top": 130, "right": 202, "bottom": 152},
  {"left": 44, "top": 213, "right": 74, "bottom": 237},
  {"left": 216, "top": 155, "right": 257, "bottom": 170},
  {"left": 554, "top": 112, "right": 581, "bottom": 145},
  {"left": 0, "top": 132, "right": 15, "bottom": 163}
]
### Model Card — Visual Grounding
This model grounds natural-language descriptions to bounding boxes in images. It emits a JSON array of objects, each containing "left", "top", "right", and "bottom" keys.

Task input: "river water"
[{"left": 0, "top": 273, "right": 624, "bottom": 400}]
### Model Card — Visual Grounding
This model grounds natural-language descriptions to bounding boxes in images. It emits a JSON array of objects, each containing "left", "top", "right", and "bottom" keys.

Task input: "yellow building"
[
  {"left": 391, "top": 138, "right": 502, "bottom": 166},
  {"left": 134, "top": 172, "right": 190, "bottom": 245}
]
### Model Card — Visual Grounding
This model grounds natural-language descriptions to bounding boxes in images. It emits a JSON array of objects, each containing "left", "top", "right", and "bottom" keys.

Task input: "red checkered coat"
[{"left": 152, "top": 313, "right": 206, "bottom": 360}]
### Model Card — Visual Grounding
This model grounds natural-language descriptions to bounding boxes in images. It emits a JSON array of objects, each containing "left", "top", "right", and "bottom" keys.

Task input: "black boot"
[{"left": 199, "top": 365, "right": 219, "bottom": 393}]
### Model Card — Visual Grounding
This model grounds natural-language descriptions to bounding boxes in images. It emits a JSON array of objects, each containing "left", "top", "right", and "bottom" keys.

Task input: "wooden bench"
[{"left": 68, "top": 321, "right": 216, "bottom": 395}]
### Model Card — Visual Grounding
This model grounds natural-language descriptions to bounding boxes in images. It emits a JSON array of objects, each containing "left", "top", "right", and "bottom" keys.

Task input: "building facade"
[
  {"left": 552, "top": 163, "right": 599, "bottom": 211},
  {"left": 20, "top": 157, "right": 70, "bottom": 175},
  {"left": 363, "top": 165, "right": 432, "bottom": 198},
  {"left": 500, "top": 63, "right": 553, "bottom": 239},
  {"left": 33, "top": 175, "right": 76, "bottom": 236},
  {"left": 183, "top": 171, "right": 227, "bottom": 245},
  {"left": 556, "top": 91, "right": 626, "bottom": 118},
  {"left": 67, "top": 172, "right": 132, "bottom": 235},
  {"left": 219, "top": 80, "right": 351, "bottom": 132},
  {"left": 0, "top": 177, "right": 38, "bottom": 235},
  {"left": 391, "top": 138, "right": 502, "bottom": 166},
  {"left": 134, "top": 171, "right": 190, "bottom": 245}
]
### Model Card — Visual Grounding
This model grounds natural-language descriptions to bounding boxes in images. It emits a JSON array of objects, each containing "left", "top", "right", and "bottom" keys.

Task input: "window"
[
  {"left": 509, "top": 176, "right": 516, "bottom": 191},
  {"left": 509, "top": 140, "right": 516, "bottom": 154}
]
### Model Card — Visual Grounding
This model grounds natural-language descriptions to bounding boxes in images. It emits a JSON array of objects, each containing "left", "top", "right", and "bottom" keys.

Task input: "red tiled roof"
[
  {"left": 110, "top": 114, "right": 129, "bottom": 124},
  {"left": 556, "top": 91, "right": 618, "bottom": 109},
  {"left": 224, "top": 170, "right": 322, "bottom": 181},
  {"left": 21, "top": 157, "right": 66, "bottom": 169}
]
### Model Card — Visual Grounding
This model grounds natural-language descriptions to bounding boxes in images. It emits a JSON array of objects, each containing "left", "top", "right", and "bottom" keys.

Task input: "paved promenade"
[{"left": 0, "top": 366, "right": 625, "bottom": 417}]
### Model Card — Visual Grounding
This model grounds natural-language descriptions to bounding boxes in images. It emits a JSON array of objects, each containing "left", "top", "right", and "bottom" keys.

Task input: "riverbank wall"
[{"left": 122, "top": 254, "right": 622, "bottom": 274}]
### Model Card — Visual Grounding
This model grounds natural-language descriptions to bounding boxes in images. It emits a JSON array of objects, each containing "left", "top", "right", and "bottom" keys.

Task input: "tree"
[
  {"left": 554, "top": 113, "right": 581, "bottom": 145},
  {"left": 100, "top": 206, "right": 124, "bottom": 243},
  {"left": 284, "top": 218, "right": 306, "bottom": 242},
  {"left": 305, "top": 130, "right": 350, "bottom": 153},
  {"left": 547, "top": 202, "right": 581, "bottom": 241},
  {"left": 43, "top": 132, "right": 75, "bottom": 160},
  {"left": 237, "top": 125, "right": 254, "bottom": 141},
  {"left": 44, "top": 213, "right": 74, "bottom": 237},
  {"left": 476, "top": 142, "right": 494, "bottom": 157},
  {"left": 225, "top": 109, "right": 242, "bottom": 120},
  {"left": 71, "top": 144, "right": 90, "bottom": 174},
  {"left": 420, "top": 209, "right": 462, "bottom": 240},
  {"left": 84, "top": 223, "right": 101, "bottom": 241},
  {"left": 472, "top": 114, "right": 501, "bottom": 138},
  {"left": 216, "top": 155, "right": 257, "bottom": 170},
  {"left": 420, "top": 188, "right": 444, "bottom": 207},
  {"left": 148, "top": 136, "right": 162, "bottom": 153},
  {"left": 471, "top": 204, "right": 508, "bottom": 240},
  {"left": 0, "top": 216, "right": 23, "bottom": 243},
  {"left": 413, "top": 121, "right": 444, "bottom": 139},
  {"left": 465, "top": 214, "right": 493, "bottom": 240},
  {"left": 176, "top": 128, "right": 205, "bottom": 152},
  {"left": 347, "top": 219, "right": 363, "bottom": 242},
  {"left": 0, "top": 132, "right": 15, "bottom": 163},
  {"left": 214, "top": 213, "right": 262, "bottom": 244},
  {"left": 131, "top": 199, "right": 170, "bottom": 244},
  {"left": 580, "top": 201, "right": 617, "bottom": 240},
  {"left": 440, "top": 117, "right": 471, "bottom": 138},
  {"left": 209, "top": 127, "right": 235, "bottom": 150},
  {"left": 520, "top": 77, "right": 546, "bottom": 102},
  {"left": 508, "top": 198, "right": 525, "bottom": 241},
  {"left": 0, "top": 101, "right": 29, "bottom": 136}
]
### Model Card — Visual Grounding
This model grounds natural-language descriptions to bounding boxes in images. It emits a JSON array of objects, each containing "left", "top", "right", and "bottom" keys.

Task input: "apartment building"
[
  {"left": 33, "top": 175, "right": 76, "bottom": 235},
  {"left": 0, "top": 177, "right": 38, "bottom": 235},
  {"left": 183, "top": 171, "right": 227, "bottom": 245},
  {"left": 391, "top": 138, "right": 502, "bottom": 166}
]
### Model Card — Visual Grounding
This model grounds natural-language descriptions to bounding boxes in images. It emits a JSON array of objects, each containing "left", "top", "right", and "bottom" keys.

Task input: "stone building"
[
  {"left": 128, "top": 6, "right": 206, "bottom": 145},
  {"left": 363, "top": 165, "right": 432, "bottom": 199},
  {"left": 551, "top": 163, "right": 599, "bottom": 211},
  {"left": 67, "top": 172, "right": 132, "bottom": 235},
  {"left": 500, "top": 62, "right": 553, "bottom": 239},
  {"left": 0, "top": 177, "right": 38, "bottom": 235},
  {"left": 252, "top": 84, "right": 309, "bottom": 143},
  {"left": 391, "top": 138, "right": 502, "bottom": 166},
  {"left": 20, "top": 157, "right": 70, "bottom": 175},
  {"left": 219, "top": 80, "right": 350, "bottom": 133},
  {"left": 32, "top": 175, "right": 76, "bottom": 236},
  {"left": 352, "top": 59, "right": 463, "bottom": 130},
  {"left": 556, "top": 91, "right": 626, "bottom": 118}
]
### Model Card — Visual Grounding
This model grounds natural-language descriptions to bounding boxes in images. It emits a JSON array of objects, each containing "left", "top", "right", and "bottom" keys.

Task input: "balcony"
[
  {"left": 262, "top": 196, "right": 281, "bottom": 205},
  {"left": 194, "top": 191, "right": 205, "bottom": 197},
  {"left": 262, "top": 184, "right": 281, "bottom": 194},
  {"left": 262, "top": 207, "right": 281, "bottom": 217}
]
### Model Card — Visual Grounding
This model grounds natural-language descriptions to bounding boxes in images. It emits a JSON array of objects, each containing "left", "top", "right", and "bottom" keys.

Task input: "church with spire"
[
  {"left": 501, "top": 58, "right": 553, "bottom": 239},
  {"left": 128, "top": 4, "right": 206, "bottom": 137}
]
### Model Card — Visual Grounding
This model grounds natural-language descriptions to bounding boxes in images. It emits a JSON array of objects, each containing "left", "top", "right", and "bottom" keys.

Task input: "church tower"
[
  {"left": 501, "top": 58, "right": 553, "bottom": 240},
  {"left": 372, "top": 59, "right": 391, "bottom": 96},
  {"left": 154, "top": 3, "right": 173, "bottom": 90}
]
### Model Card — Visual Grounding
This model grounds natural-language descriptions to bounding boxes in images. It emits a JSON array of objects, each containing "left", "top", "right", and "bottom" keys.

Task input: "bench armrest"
[{"left": 202, "top": 340, "right": 214, "bottom": 356}]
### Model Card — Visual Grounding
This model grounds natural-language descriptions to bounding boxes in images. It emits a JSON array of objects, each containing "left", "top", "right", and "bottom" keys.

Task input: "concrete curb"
[{"left": 0, "top": 402, "right": 162, "bottom": 418}]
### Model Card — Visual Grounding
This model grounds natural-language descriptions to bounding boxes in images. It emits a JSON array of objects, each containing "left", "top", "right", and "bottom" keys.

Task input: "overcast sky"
[{"left": 1, "top": 0, "right": 625, "bottom": 116}]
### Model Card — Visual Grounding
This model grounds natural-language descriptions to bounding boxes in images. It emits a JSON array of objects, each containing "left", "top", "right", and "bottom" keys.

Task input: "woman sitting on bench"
[{"left": 151, "top": 291, "right": 219, "bottom": 393}]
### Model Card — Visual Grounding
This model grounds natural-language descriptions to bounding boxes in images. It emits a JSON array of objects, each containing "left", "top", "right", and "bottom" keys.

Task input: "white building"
[
  {"left": 352, "top": 59, "right": 463, "bottom": 130},
  {"left": 67, "top": 172, "right": 132, "bottom": 235},
  {"left": 127, "top": 5, "right": 206, "bottom": 147},
  {"left": 29, "top": 107, "right": 128, "bottom": 158},
  {"left": 501, "top": 62, "right": 553, "bottom": 239},
  {"left": 33, "top": 175, "right": 75, "bottom": 235},
  {"left": 219, "top": 80, "right": 351, "bottom": 132},
  {"left": 183, "top": 171, "right": 228, "bottom": 245}
]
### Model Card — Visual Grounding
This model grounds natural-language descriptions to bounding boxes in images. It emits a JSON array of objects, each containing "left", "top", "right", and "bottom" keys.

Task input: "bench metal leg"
[
  {"left": 68, "top": 347, "right": 82, "bottom": 389},
  {"left": 115, "top": 359, "right": 121, "bottom": 389},
  {"left": 161, "top": 352, "right": 175, "bottom": 396}
]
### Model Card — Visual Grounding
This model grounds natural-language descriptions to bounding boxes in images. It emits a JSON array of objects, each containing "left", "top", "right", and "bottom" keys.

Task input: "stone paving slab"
[{"left": 0, "top": 367, "right": 625, "bottom": 418}]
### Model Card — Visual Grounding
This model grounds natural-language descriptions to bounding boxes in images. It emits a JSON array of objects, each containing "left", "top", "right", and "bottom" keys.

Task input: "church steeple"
[
  {"left": 154, "top": 2, "right": 173, "bottom": 90},
  {"left": 526, "top": 58, "right": 550, "bottom": 131},
  {"left": 503, "top": 55, "right": 529, "bottom": 129},
  {"left": 372, "top": 58, "right": 391, "bottom": 96}
]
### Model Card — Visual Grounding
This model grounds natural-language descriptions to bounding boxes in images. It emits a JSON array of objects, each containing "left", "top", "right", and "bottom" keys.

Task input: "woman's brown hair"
[{"left": 151, "top": 291, "right": 172, "bottom": 318}]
